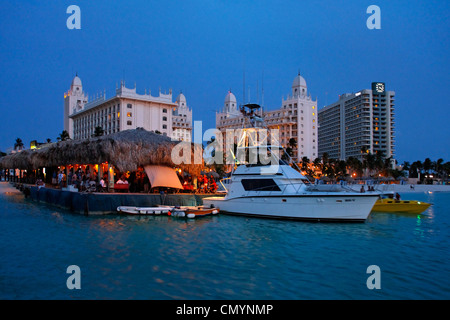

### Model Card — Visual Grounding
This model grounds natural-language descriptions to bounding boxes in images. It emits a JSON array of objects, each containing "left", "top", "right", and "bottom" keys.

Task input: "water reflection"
[{"left": 1, "top": 184, "right": 449, "bottom": 299}]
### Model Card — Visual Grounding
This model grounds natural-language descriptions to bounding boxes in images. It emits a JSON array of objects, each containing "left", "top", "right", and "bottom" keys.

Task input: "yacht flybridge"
[{"left": 203, "top": 104, "right": 379, "bottom": 222}]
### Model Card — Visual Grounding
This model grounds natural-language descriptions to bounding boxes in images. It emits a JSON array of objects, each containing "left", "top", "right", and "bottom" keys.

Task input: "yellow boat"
[{"left": 372, "top": 198, "right": 431, "bottom": 214}]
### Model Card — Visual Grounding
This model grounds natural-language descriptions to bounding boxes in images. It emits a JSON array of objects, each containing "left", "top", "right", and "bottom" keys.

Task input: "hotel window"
[
  {"left": 163, "top": 124, "right": 167, "bottom": 129},
  {"left": 163, "top": 109, "right": 168, "bottom": 113},
  {"left": 163, "top": 116, "right": 167, "bottom": 121},
  {"left": 127, "top": 104, "right": 132, "bottom": 109},
  {"left": 127, "top": 112, "right": 132, "bottom": 117},
  {"left": 127, "top": 120, "right": 132, "bottom": 126}
]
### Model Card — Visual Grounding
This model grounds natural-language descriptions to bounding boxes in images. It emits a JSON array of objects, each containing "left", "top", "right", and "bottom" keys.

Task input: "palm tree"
[
  {"left": 402, "top": 161, "right": 410, "bottom": 172},
  {"left": 288, "top": 138, "right": 297, "bottom": 149},
  {"left": 436, "top": 158, "right": 444, "bottom": 179},
  {"left": 410, "top": 160, "right": 423, "bottom": 180},
  {"left": 14, "top": 138, "right": 24, "bottom": 151},
  {"left": 374, "top": 150, "right": 386, "bottom": 174},
  {"left": 46, "top": 138, "right": 52, "bottom": 144},
  {"left": 335, "top": 160, "right": 347, "bottom": 179},
  {"left": 57, "top": 130, "right": 71, "bottom": 142},
  {"left": 93, "top": 126, "right": 104, "bottom": 137},
  {"left": 301, "top": 156, "right": 310, "bottom": 172},
  {"left": 346, "top": 156, "right": 361, "bottom": 178},
  {"left": 423, "top": 158, "right": 432, "bottom": 174},
  {"left": 362, "top": 152, "right": 376, "bottom": 177}
]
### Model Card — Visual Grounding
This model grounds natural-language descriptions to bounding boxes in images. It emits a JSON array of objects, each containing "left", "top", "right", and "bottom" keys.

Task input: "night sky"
[{"left": 0, "top": 0, "right": 448, "bottom": 163}]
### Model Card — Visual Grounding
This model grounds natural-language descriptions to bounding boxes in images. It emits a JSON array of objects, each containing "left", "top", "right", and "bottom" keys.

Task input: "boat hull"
[
  {"left": 117, "top": 206, "right": 171, "bottom": 215},
  {"left": 171, "top": 208, "right": 219, "bottom": 219},
  {"left": 372, "top": 199, "right": 431, "bottom": 214},
  {"left": 203, "top": 194, "right": 378, "bottom": 222}
]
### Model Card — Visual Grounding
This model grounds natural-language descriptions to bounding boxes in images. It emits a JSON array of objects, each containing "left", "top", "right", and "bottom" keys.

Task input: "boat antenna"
[
  {"left": 256, "top": 79, "right": 259, "bottom": 105},
  {"left": 242, "top": 60, "right": 246, "bottom": 108},
  {"left": 261, "top": 69, "right": 265, "bottom": 116}
]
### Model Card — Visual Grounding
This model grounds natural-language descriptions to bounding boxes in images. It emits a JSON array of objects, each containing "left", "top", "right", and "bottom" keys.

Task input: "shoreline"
[
  {"left": 0, "top": 181, "right": 23, "bottom": 194},
  {"left": 349, "top": 183, "right": 450, "bottom": 194}
]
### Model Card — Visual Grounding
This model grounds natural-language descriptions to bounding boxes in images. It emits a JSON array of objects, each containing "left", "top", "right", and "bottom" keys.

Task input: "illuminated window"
[
  {"left": 117, "top": 112, "right": 120, "bottom": 118},
  {"left": 312, "top": 106, "right": 315, "bottom": 109},
  {"left": 127, "top": 112, "right": 132, "bottom": 117},
  {"left": 312, "top": 113, "right": 315, "bottom": 116}
]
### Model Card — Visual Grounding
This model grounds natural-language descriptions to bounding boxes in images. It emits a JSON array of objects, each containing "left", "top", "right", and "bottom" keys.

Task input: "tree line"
[{"left": 298, "top": 151, "right": 449, "bottom": 183}]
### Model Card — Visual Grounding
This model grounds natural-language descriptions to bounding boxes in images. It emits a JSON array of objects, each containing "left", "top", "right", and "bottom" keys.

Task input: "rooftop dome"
[
  {"left": 71, "top": 75, "right": 82, "bottom": 87},
  {"left": 292, "top": 74, "right": 307, "bottom": 89},
  {"left": 225, "top": 91, "right": 237, "bottom": 104},
  {"left": 176, "top": 92, "right": 186, "bottom": 104}
]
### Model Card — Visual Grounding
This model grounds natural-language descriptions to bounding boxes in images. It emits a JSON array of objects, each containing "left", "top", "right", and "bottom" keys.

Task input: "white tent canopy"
[{"left": 144, "top": 165, "right": 183, "bottom": 189}]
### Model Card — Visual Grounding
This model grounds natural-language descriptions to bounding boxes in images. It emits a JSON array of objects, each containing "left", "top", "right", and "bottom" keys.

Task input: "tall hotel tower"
[{"left": 318, "top": 82, "right": 395, "bottom": 162}]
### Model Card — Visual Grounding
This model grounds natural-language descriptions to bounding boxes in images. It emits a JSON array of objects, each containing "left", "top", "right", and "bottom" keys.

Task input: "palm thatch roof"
[{"left": 0, "top": 129, "right": 203, "bottom": 175}]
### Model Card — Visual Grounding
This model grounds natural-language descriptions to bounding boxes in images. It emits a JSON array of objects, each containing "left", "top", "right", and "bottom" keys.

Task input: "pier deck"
[{"left": 5, "top": 182, "right": 213, "bottom": 215}]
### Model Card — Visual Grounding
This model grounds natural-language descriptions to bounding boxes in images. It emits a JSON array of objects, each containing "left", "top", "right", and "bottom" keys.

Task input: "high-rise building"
[
  {"left": 318, "top": 82, "right": 395, "bottom": 161},
  {"left": 216, "top": 73, "right": 318, "bottom": 161},
  {"left": 64, "top": 75, "right": 192, "bottom": 141}
]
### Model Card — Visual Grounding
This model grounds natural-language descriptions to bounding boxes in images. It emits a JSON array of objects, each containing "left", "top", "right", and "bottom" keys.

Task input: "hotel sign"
[{"left": 372, "top": 82, "right": 385, "bottom": 94}]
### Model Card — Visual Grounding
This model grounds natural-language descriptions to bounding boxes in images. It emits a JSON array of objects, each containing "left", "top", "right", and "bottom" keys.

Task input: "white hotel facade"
[
  {"left": 64, "top": 75, "right": 192, "bottom": 141},
  {"left": 216, "top": 74, "right": 318, "bottom": 161}
]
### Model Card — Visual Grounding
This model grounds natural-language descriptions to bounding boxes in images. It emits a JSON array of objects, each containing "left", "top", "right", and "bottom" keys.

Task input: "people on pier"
[
  {"left": 58, "top": 171, "right": 64, "bottom": 188},
  {"left": 117, "top": 175, "right": 129, "bottom": 184}
]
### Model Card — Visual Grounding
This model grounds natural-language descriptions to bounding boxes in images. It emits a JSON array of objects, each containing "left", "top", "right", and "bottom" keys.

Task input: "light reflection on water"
[{"left": 0, "top": 186, "right": 449, "bottom": 300}]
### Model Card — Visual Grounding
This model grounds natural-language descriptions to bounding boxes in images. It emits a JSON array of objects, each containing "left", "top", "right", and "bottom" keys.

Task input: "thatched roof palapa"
[{"left": 0, "top": 129, "right": 203, "bottom": 175}]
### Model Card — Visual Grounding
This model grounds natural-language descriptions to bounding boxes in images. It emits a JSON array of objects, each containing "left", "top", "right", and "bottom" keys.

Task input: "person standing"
[{"left": 58, "top": 171, "right": 64, "bottom": 188}]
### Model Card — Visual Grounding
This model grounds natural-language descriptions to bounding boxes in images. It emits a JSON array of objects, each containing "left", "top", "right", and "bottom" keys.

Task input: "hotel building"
[
  {"left": 318, "top": 82, "right": 395, "bottom": 161},
  {"left": 64, "top": 75, "right": 192, "bottom": 141},
  {"left": 216, "top": 73, "right": 318, "bottom": 161}
]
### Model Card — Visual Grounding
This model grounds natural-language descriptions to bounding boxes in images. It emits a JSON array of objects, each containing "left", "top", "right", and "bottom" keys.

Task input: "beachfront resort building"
[
  {"left": 216, "top": 73, "right": 318, "bottom": 161},
  {"left": 318, "top": 82, "right": 395, "bottom": 162},
  {"left": 64, "top": 75, "right": 192, "bottom": 141}
]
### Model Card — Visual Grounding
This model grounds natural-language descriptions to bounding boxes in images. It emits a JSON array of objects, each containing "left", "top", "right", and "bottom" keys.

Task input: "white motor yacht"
[
  {"left": 203, "top": 103, "right": 379, "bottom": 222},
  {"left": 203, "top": 162, "right": 379, "bottom": 222}
]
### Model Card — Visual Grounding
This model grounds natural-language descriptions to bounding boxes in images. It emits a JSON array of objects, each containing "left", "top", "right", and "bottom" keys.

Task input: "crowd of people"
[
  {"left": 177, "top": 173, "right": 218, "bottom": 193},
  {"left": 5, "top": 165, "right": 221, "bottom": 194},
  {"left": 54, "top": 167, "right": 104, "bottom": 192}
]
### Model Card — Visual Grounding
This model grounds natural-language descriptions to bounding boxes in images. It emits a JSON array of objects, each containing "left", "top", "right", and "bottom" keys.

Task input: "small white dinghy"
[
  {"left": 117, "top": 206, "right": 172, "bottom": 215},
  {"left": 170, "top": 206, "right": 219, "bottom": 219}
]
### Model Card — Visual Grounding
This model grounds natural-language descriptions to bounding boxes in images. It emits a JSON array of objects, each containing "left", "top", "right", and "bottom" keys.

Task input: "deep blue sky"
[{"left": 0, "top": 0, "right": 448, "bottom": 163}]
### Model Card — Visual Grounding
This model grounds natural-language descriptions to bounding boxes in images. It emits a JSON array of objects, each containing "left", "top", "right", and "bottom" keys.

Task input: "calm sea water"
[{"left": 0, "top": 185, "right": 449, "bottom": 300}]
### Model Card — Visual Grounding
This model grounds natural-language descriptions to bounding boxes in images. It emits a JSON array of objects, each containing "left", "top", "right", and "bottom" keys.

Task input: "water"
[{"left": 1, "top": 185, "right": 449, "bottom": 300}]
